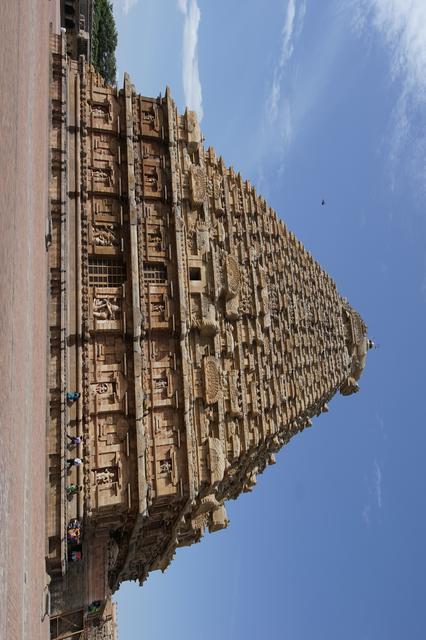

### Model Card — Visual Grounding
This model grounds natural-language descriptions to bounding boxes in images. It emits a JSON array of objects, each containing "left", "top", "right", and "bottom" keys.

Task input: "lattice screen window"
[
  {"left": 143, "top": 262, "right": 167, "bottom": 284},
  {"left": 89, "top": 258, "right": 126, "bottom": 286}
]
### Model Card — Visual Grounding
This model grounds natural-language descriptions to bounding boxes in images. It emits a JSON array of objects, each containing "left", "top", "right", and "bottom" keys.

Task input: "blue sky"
[{"left": 112, "top": 1, "right": 426, "bottom": 638}]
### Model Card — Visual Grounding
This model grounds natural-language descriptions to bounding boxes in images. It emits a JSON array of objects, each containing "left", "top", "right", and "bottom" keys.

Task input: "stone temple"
[{"left": 47, "top": 33, "right": 370, "bottom": 637}]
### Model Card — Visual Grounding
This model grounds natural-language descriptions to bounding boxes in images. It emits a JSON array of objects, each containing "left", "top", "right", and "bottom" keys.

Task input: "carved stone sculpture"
[{"left": 47, "top": 42, "right": 370, "bottom": 629}]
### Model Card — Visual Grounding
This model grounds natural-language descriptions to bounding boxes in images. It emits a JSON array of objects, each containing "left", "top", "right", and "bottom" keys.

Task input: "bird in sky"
[{"left": 321, "top": 199, "right": 326, "bottom": 206}]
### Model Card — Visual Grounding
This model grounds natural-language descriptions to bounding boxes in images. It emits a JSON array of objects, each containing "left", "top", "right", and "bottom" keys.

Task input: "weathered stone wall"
[{"left": 47, "top": 40, "right": 369, "bottom": 622}]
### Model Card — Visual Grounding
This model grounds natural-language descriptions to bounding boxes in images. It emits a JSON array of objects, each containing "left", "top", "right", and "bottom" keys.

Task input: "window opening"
[
  {"left": 189, "top": 267, "right": 201, "bottom": 281},
  {"left": 89, "top": 259, "right": 126, "bottom": 286}
]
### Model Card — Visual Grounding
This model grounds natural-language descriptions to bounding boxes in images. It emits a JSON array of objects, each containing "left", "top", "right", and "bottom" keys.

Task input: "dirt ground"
[{"left": 0, "top": 1, "right": 59, "bottom": 638}]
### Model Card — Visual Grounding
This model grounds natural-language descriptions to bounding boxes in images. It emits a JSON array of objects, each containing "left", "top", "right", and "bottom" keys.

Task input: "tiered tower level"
[{"left": 47, "top": 37, "right": 370, "bottom": 614}]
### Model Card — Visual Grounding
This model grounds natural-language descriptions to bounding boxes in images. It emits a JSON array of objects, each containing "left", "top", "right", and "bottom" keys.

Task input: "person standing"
[
  {"left": 67, "top": 457, "right": 82, "bottom": 469},
  {"left": 66, "top": 391, "right": 80, "bottom": 402},
  {"left": 66, "top": 484, "right": 82, "bottom": 495}
]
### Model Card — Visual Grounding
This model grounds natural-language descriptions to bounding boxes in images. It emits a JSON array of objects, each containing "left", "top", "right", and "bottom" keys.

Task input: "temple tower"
[{"left": 46, "top": 35, "right": 370, "bottom": 631}]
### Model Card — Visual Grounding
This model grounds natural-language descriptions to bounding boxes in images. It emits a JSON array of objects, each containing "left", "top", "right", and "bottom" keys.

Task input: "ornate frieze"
[{"left": 48, "top": 44, "right": 369, "bottom": 606}]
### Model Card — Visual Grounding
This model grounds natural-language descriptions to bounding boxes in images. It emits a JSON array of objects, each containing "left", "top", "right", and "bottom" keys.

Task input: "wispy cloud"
[
  {"left": 268, "top": 0, "right": 306, "bottom": 124},
  {"left": 362, "top": 504, "right": 371, "bottom": 526},
  {"left": 177, "top": 0, "right": 203, "bottom": 122},
  {"left": 375, "top": 412, "right": 387, "bottom": 439},
  {"left": 177, "top": 0, "right": 188, "bottom": 12},
  {"left": 370, "top": 1, "right": 426, "bottom": 94},
  {"left": 349, "top": 0, "right": 426, "bottom": 194},
  {"left": 116, "top": 0, "right": 139, "bottom": 15},
  {"left": 373, "top": 459, "right": 383, "bottom": 509},
  {"left": 263, "top": 0, "right": 306, "bottom": 177},
  {"left": 362, "top": 458, "right": 383, "bottom": 526}
]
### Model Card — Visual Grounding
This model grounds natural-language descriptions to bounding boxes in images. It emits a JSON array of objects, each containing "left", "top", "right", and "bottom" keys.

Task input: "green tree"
[{"left": 92, "top": 0, "right": 118, "bottom": 85}]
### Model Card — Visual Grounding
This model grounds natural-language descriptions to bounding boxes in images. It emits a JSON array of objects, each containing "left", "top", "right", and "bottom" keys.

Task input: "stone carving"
[
  {"left": 113, "top": 372, "right": 128, "bottom": 402},
  {"left": 209, "top": 504, "right": 229, "bottom": 532},
  {"left": 91, "top": 166, "right": 112, "bottom": 185},
  {"left": 93, "top": 297, "right": 120, "bottom": 320},
  {"left": 229, "top": 371, "right": 242, "bottom": 417},
  {"left": 142, "top": 105, "right": 160, "bottom": 132},
  {"left": 240, "top": 267, "right": 254, "bottom": 316},
  {"left": 90, "top": 98, "right": 111, "bottom": 121},
  {"left": 208, "top": 437, "right": 227, "bottom": 483},
  {"left": 92, "top": 224, "right": 119, "bottom": 247},
  {"left": 225, "top": 255, "right": 241, "bottom": 299},
  {"left": 116, "top": 417, "right": 129, "bottom": 442},
  {"left": 96, "top": 468, "right": 117, "bottom": 485},
  {"left": 48, "top": 51, "right": 370, "bottom": 611},
  {"left": 148, "top": 229, "right": 162, "bottom": 251},
  {"left": 199, "top": 305, "right": 219, "bottom": 337},
  {"left": 196, "top": 493, "right": 220, "bottom": 515},
  {"left": 225, "top": 295, "right": 240, "bottom": 321},
  {"left": 155, "top": 377, "right": 168, "bottom": 389},
  {"left": 160, "top": 459, "right": 172, "bottom": 473},
  {"left": 191, "top": 512, "right": 209, "bottom": 532},
  {"left": 151, "top": 302, "right": 165, "bottom": 314},
  {"left": 187, "top": 110, "right": 202, "bottom": 150},
  {"left": 196, "top": 224, "right": 210, "bottom": 254},
  {"left": 144, "top": 167, "right": 159, "bottom": 192},
  {"left": 203, "top": 357, "right": 221, "bottom": 405},
  {"left": 340, "top": 376, "right": 360, "bottom": 396},
  {"left": 225, "top": 326, "right": 235, "bottom": 356},
  {"left": 190, "top": 166, "right": 207, "bottom": 205}
]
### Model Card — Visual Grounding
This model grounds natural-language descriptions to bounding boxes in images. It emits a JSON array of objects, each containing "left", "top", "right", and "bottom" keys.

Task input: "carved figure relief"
[
  {"left": 48, "top": 60, "right": 370, "bottom": 589},
  {"left": 91, "top": 165, "right": 113, "bottom": 186},
  {"left": 148, "top": 228, "right": 163, "bottom": 252},
  {"left": 196, "top": 224, "right": 210, "bottom": 254},
  {"left": 225, "top": 255, "right": 241, "bottom": 299},
  {"left": 93, "top": 297, "right": 120, "bottom": 320},
  {"left": 231, "top": 433, "right": 241, "bottom": 459},
  {"left": 92, "top": 224, "right": 119, "bottom": 247},
  {"left": 155, "top": 377, "right": 168, "bottom": 390},
  {"left": 144, "top": 166, "right": 160, "bottom": 193},
  {"left": 159, "top": 458, "right": 172, "bottom": 474},
  {"left": 203, "top": 357, "right": 221, "bottom": 405},
  {"left": 95, "top": 383, "right": 109, "bottom": 395},
  {"left": 113, "top": 372, "right": 128, "bottom": 402},
  {"left": 151, "top": 302, "right": 165, "bottom": 314},
  {"left": 225, "top": 295, "right": 240, "bottom": 321},
  {"left": 240, "top": 266, "right": 253, "bottom": 315},
  {"left": 96, "top": 467, "right": 118, "bottom": 485},
  {"left": 190, "top": 166, "right": 207, "bottom": 205},
  {"left": 90, "top": 98, "right": 111, "bottom": 121},
  {"left": 186, "top": 110, "right": 202, "bottom": 150},
  {"left": 142, "top": 105, "right": 160, "bottom": 133},
  {"left": 208, "top": 437, "right": 227, "bottom": 483},
  {"left": 199, "top": 304, "right": 219, "bottom": 337},
  {"left": 225, "top": 326, "right": 235, "bottom": 356},
  {"left": 229, "top": 370, "right": 242, "bottom": 417}
]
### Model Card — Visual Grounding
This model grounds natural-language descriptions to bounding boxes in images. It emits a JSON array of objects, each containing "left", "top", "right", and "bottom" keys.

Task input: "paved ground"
[{"left": 0, "top": 2, "right": 59, "bottom": 638}]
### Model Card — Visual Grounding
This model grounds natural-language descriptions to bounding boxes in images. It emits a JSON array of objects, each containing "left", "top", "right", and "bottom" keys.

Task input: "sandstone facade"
[{"left": 46, "top": 34, "right": 370, "bottom": 635}]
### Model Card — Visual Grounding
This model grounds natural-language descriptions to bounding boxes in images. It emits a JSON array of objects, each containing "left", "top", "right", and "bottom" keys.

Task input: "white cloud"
[
  {"left": 116, "top": 0, "right": 139, "bottom": 15},
  {"left": 370, "top": 0, "right": 426, "bottom": 95},
  {"left": 375, "top": 412, "right": 387, "bottom": 439},
  {"left": 373, "top": 459, "right": 383, "bottom": 509},
  {"left": 350, "top": 0, "right": 426, "bottom": 194},
  {"left": 177, "top": 0, "right": 203, "bottom": 122},
  {"left": 362, "top": 458, "right": 383, "bottom": 526},
  {"left": 267, "top": 0, "right": 306, "bottom": 124},
  {"left": 262, "top": 0, "right": 306, "bottom": 180},
  {"left": 362, "top": 504, "right": 371, "bottom": 526},
  {"left": 177, "top": 0, "right": 188, "bottom": 13}
]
